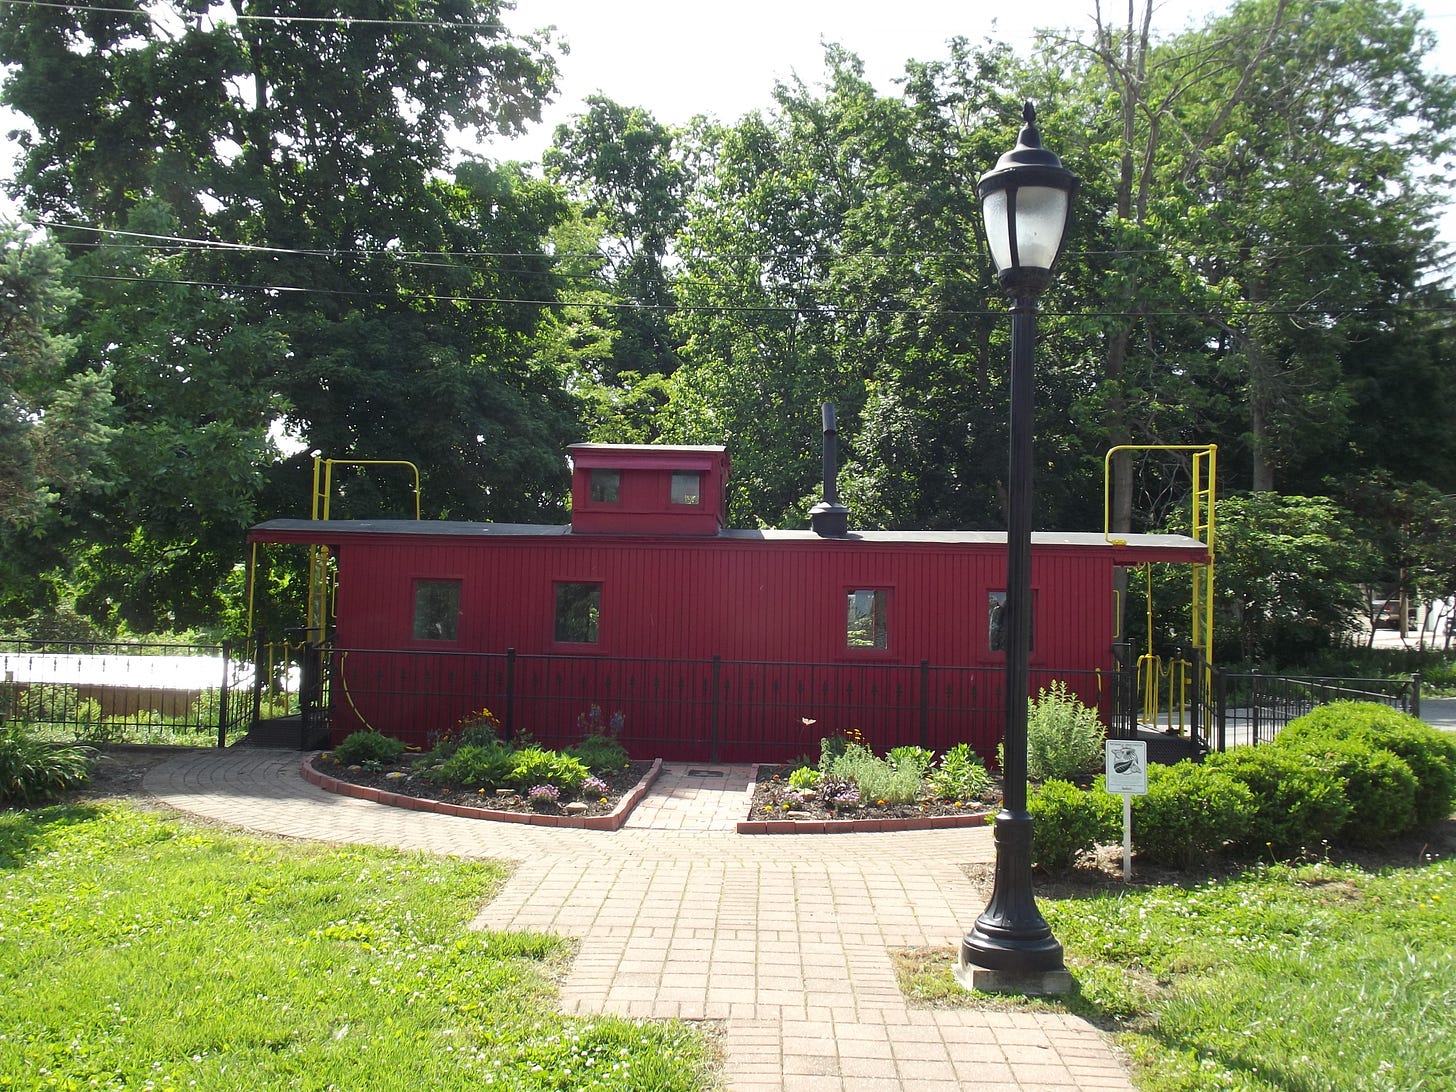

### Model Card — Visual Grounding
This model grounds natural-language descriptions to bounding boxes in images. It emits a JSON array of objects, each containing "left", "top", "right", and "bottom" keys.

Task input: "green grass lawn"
[
  {"left": 895, "top": 842, "right": 1456, "bottom": 1091},
  {"left": 0, "top": 805, "right": 715, "bottom": 1091}
]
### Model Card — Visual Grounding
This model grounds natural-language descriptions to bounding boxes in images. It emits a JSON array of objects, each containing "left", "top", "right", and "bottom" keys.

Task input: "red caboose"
[{"left": 248, "top": 441, "right": 1208, "bottom": 761}]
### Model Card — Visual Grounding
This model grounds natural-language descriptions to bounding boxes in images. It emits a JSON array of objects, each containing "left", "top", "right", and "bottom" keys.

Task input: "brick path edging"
[
  {"left": 300, "top": 756, "right": 662, "bottom": 831},
  {"left": 736, "top": 809, "right": 994, "bottom": 834}
]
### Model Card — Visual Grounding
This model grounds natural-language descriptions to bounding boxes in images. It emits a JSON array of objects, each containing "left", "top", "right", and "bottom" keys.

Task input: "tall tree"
[
  {"left": 544, "top": 96, "right": 687, "bottom": 382},
  {"left": 0, "top": 226, "right": 112, "bottom": 530},
  {"left": 1160, "top": 0, "right": 1456, "bottom": 492},
  {"left": 0, "top": 0, "right": 575, "bottom": 630}
]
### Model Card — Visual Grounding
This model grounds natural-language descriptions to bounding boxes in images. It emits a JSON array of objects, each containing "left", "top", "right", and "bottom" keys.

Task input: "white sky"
[{"left": 483, "top": 0, "right": 1456, "bottom": 161}]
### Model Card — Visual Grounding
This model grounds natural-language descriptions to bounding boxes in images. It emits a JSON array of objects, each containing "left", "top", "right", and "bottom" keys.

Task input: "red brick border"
[
  {"left": 736, "top": 809, "right": 993, "bottom": 835},
  {"left": 737, "top": 764, "right": 995, "bottom": 833},
  {"left": 301, "top": 756, "right": 662, "bottom": 832}
]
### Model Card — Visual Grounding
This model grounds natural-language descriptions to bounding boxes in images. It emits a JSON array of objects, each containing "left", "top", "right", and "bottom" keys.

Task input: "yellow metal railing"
[
  {"left": 1138, "top": 652, "right": 1193, "bottom": 734},
  {"left": 306, "top": 457, "right": 422, "bottom": 638}
]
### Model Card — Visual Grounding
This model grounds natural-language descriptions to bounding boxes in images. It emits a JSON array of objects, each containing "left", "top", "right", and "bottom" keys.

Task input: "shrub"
[
  {"left": 1029, "top": 779, "right": 1118, "bottom": 873},
  {"left": 568, "top": 733, "right": 629, "bottom": 774},
  {"left": 509, "top": 747, "right": 589, "bottom": 794},
  {"left": 828, "top": 744, "right": 921, "bottom": 805},
  {"left": 818, "top": 730, "right": 864, "bottom": 774},
  {"left": 888, "top": 745, "right": 935, "bottom": 776},
  {"left": 1206, "top": 747, "right": 1352, "bottom": 855},
  {"left": 0, "top": 727, "right": 93, "bottom": 805},
  {"left": 331, "top": 731, "right": 407, "bottom": 767},
  {"left": 927, "top": 743, "right": 994, "bottom": 801},
  {"left": 1281, "top": 738, "right": 1417, "bottom": 846},
  {"left": 1131, "top": 761, "right": 1256, "bottom": 868},
  {"left": 1025, "top": 681, "right": 1106, "bottom": 781},
  {"left": 1278, "top": 702, "right": 1456, "bottom": 827},
  {"left": 423, "top": 741, "right": 517, "bottom": 789}
]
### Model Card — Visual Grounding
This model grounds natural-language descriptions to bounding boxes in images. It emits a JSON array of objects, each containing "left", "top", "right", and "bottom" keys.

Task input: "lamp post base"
[
  {"left": 958, "top": 809, "right": 1072, "bottom": 996},
  {"left": 954, "top": 960, "right": 1073, "bottom": 996}
]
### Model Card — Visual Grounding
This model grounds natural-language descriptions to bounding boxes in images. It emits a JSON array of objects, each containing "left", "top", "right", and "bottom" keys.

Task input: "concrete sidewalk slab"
[{"left": 144, "top": 749, "right": 1134, "bottom": 1091}]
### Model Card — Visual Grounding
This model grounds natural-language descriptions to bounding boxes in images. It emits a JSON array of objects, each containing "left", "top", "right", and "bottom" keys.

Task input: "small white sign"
[{"left": 1104, "top": 740, "right": 1148, "bottom": 796}]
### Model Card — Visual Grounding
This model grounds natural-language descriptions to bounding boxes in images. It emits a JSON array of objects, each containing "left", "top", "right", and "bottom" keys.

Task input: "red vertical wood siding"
[{"left": 324, "top": 531, "right": 1121, "bottom": 761}]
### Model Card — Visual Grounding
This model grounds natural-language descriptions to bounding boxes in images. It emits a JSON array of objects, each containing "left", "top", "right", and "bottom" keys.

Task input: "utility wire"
[
  {"left": 72, "top": 271, "right": 1456, "bottom": 321},
  {"left": 0, "top": 0, "right": 515, "bottom": 31}
]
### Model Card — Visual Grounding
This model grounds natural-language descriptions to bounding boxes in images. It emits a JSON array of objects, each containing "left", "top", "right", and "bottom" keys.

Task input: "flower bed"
[
  {"left": 304, "top": 753, "right": 659, "bottom": 831},
  {"left": 739, "top": 763, "right": 1001, "bottom": 834}
]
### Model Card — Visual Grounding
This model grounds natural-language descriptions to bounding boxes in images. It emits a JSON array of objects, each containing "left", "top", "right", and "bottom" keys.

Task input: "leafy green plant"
[
  {"left": 330, "top": 730, "right": 408, "bottom": 767},
  {"left": 509, "top": 747, "right": 589, "bottom": 793},
  {"left": 1131, "top": 761, "right": 1256, "bottom": 868},
  {"left": 1029, "top": 779, "right": 1118, "bottom": 873},
  {"left": 827, "top": 743, "right": 921, "bottom": 805},
  {"left": 927, "top": 743, "right": 993, "bottom": 801},
  {"left": 0, "top": 727, "right": 93, "bottom": 805},
  {"left": 888, "top": 745, "right": 935, "bottom": 776},
  {"left": 1278, "top": 701, "right": 1456, "bottom": 827},
  {"left": 422, "top": 741, "right": 517, "bottom": 790},
  {"left": 786, "top": 765, "right": 819, "bottom": 790},
  {"left": 456, "top": 706, "right": 503, "bottom": 748},
  {"left": 1206, "top": 746, "right": 1352, "bottom": 855},
  {"left": 569, "top": 733, "right": 630, "bottom": 773},
  {"left": 818, "top": 729, "right": 867, "bottom": 774},
  {"left": 1025, "top": 681, "right": 1106, "bottom": 781}
]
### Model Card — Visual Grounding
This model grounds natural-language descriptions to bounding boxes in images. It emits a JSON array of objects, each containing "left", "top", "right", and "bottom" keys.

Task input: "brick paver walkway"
[{"left": 144, "top": 750, "right": 1134, "bottom": 1091}]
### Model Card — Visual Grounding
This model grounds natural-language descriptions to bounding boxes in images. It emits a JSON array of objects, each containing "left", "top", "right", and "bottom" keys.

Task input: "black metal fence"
[
  {"left": 0, "top": 640, "right": 257, "bottom": 747},
  {"left": 326, "top": 645, "right": 1125, "bottom": 764},
  {"left": 4, "top": 636, "right": 1424, "bottom": 761},
  {"left": 1207, "top": 670, "right": 1420, "bottom": 750}
]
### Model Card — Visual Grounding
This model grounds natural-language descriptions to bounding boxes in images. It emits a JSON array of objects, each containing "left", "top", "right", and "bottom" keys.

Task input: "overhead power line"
[{"left": 0, "top": 0, "right": 514, "bottom": 31}]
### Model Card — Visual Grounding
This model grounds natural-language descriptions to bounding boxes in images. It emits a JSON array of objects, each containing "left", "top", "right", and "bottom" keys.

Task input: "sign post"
[{"left": 1104, "top": 740, "right": 1148, "bottom": 879}]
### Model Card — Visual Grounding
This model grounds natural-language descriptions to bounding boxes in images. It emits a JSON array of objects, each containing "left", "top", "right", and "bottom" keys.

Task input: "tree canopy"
[{"left": 1, "top": 0, "right": 1453, "bottom": 658}]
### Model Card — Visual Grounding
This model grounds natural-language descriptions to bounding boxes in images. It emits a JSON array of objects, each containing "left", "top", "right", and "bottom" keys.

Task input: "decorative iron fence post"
[
  {"left": 1411, "top": 672, "right": 1422, "bottom": 719},
  {"left": 249, "top": 635, "right": 266, "bottom": 737},
  {"left": 919, "top": 660, "right": 930, "bottom": 749},
  {"left": 1214, "top": 666, "right": 1227, "bottom": 752},
  {"left": 1190, "top": 647, "right": 1205, "bottom": 752},
  {"left": 710, "top": 655, "right": 722, "bottom": 763},
  {"left": 504, "top": 647, "right": 517, "bottom": 741},
  {"left": 218, "top": 641, "right": 231, "bottom": 748}
]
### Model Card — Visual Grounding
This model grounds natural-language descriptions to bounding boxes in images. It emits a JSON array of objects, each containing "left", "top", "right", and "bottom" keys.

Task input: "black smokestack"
[{"left": 809, "top": 402, "right": 850, "bottom": 537}]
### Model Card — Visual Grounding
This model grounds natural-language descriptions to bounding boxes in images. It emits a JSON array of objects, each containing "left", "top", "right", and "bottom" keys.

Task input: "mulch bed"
[
  {"left": 307, "top": 755, "right": 1005, "bottom": 833},
  {"left": 741, "top": 765, "right": 1001, "bottom": 832},
  {"left": 307, "top": 754, "right": 657, "bottom": 820}
]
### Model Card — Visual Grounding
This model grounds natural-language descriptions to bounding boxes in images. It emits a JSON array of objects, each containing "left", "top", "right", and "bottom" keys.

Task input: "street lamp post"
[{"left": 957, "top": 102, "right": 1079, "bottom": 995}]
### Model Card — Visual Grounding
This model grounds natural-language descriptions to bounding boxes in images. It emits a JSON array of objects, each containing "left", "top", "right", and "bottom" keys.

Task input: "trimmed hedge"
[
  {"left": 1205, "top": 746, "right": 1352, "bottom": 856},
  {"left": 1025, "top": 702, "right": 1455, "bottom": 870},
  {"left": 1276, "top": 702, "right": 1456, "bottom": 828},
  {"left": 1029, "top": 778, "right": 1118, "bottom": 873},
  {"left": 1282, "top": 739, "right": 1417, "bottom": 846},
  {"left": 1130, "top": 761, "right": 1255, "bottom": 868}
]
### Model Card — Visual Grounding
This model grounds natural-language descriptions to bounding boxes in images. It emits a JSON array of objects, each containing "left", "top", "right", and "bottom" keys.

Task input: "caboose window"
[
  {"left": 413, "top": 579, "right": 460, "bottom": 641},
  {"left": 988, "top": 590, "right": 1035, "bottom": 652},
  {"left": 671, "top": 471, "right": 702, "bottom": 505},
  {"left": 555, "top": 582, "right": 602, "bottom": 643},
  {"left": 589, "top": 470, "right": 620, "bottom": 503},
  {"left": 846, "top": 589, "right": 888, "bottom": 649}
]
